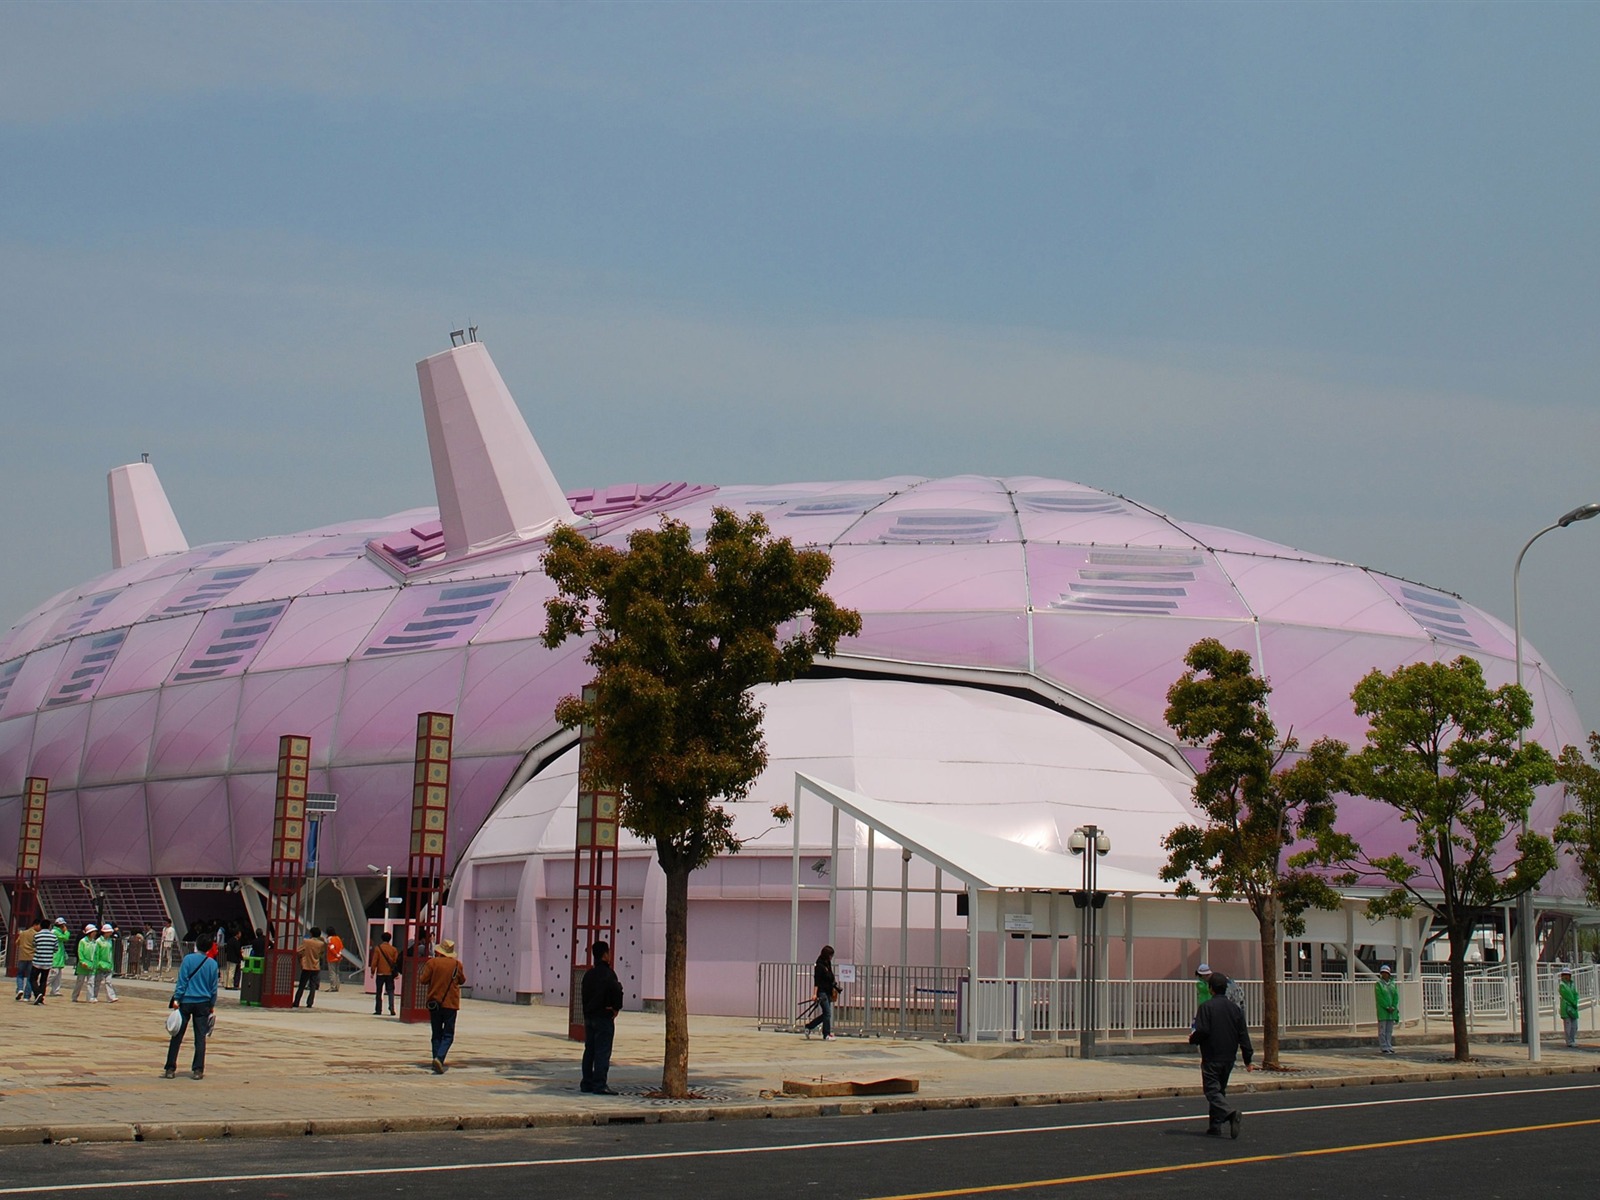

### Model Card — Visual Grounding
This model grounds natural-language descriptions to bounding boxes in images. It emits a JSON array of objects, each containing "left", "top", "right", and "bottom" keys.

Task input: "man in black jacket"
[
  {"left": 1189, "top": 971, "right": 1254, "bottom": 1138},
  {"left": 580, "top": 940, "right": 624, "bottom": 1095}
]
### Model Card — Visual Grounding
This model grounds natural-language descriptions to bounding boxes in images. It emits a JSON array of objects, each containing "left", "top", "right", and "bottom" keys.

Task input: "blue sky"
[{"left": 3, "top": 0, "right": 1599, "bottom": 727}]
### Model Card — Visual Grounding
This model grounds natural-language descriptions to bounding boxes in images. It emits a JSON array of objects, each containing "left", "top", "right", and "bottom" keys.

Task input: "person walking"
[
  {"left": 324, "top": 931, "right": 344, "bottom": 992},
  {"left": 1559, "top": 966, "right": 1580, "bottom": 1048},
  {"left": 369, "top": 931, "right": 400, "bottom": 1016},
  {"left": 72, "top": 923, "right": 99, "bottom": 1002},
  {"left": 223, "top": 926, "right": 244, "bottom": 990},
  {"left": 1375, "top": 964, "right": 1400, "bottom": 1054},
  {"left": 28, "top": 918, "right": 59, "bottom": 1005},
  {"left": 1194, "top": 963, "right": 1213, "bottom": 1010},
  {"left": 1189, "top": 971, "right": 1255, "bottom": 1138},
  {"left": 419, "top": 939, "right": 466, "bottom": 1074},
  {"left": 580, "top": 940, "right": 624, "bottom": 1094},
  {"left": 293, "top": 927, "right": 326, "bottom": 1008},
  {"left": 94, "top": 924, "right": 120, "bottom": 1002},
  {"left": 47, "top": 917, "right": 69, "bottom": 996},
  {"left": 803, "top": 944, "right": 837, "bottom": 1040},
  {"left": 164, "top": 934, "right": 220, "bottom": 1080},
  {"left": 13, "top": 917, "right": 40, "bottom": 1001}
]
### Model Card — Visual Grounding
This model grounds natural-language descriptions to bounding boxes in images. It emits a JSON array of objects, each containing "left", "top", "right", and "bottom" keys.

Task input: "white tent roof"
[{"left": 795, "top": 772, "right": 1178, "bottom": 895}]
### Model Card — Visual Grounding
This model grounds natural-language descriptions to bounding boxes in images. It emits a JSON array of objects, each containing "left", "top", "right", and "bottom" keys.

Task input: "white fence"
[
  {"left": 966, "top": 963, "right": 1600, "bottom": 1042},
  {"left": 762, "top": 960, "right": 1600, "bottom": 1041}
]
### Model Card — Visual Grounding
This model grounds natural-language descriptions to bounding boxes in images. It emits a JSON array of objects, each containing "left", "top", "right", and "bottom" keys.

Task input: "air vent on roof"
[
  {"left": 1018, "top": 492, "right": 1127, "bottom": 515},
  {"left": 157, "top": 567, "right": 262, "bottom": 616},
  {"left": 1398, "top": 586, "right": 1479, "bottom": 649},
  {"left": 43, "top": 630, "right": 127, "bottom": 707},
  {"left": 58, "top": 591, "right": 118, "bottom": 637},
  {"left": 168, "top": 602, "right": 289, "bottom": 683},
  {"left": 1047, "top": 550, "right": 1206, "bottom": 615},
  {"left": 784, "top": 495, "right": 887, "bottom": 517},
  {"left": 0, "top": 659, "right": 21, "bottom": 710},
  {"left": 359, "top": 579, "right": 514, "bottom": 657},
  {"left": 878, "top": 513, "right": 1006, "bottom": 543}
]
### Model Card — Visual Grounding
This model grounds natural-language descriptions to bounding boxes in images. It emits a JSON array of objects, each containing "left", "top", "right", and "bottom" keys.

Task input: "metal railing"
[
  {"left": 760, "top": 961, "right": 1600, "bottom": 1041},
  {"left": 756, "top": 961, "right": 964, "bottom": 1038}
]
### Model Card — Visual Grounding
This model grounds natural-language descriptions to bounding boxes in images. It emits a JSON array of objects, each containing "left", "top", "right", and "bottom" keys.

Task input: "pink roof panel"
[
  {"left": 80, "top": 690, "right": 161, "bottom": 786},
  {"left": 232, "top": 665, "right": 347, "bottom": 772},
  {"left": 826, "top": 543, "right": 1026, "bottom": 611}
]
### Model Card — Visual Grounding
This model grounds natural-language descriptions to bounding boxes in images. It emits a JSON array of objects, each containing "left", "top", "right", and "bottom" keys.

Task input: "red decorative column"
[
  {"left": 5, "top": 778, "right": 47, "bottom": 977},
  {"left": 399, "top": 712, "right": 452, "bottom": 1024},
  {"left": 567, "top": 688, "right": 620, "bottom": 1041},
  {"left": 262, "top": 736, "right": 310, "bottom": 1007}
]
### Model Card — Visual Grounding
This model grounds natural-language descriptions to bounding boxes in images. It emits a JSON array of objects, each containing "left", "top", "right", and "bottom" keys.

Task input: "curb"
[{"left": 4, "top": 1061, "right": 1597, "bottom": 1146}]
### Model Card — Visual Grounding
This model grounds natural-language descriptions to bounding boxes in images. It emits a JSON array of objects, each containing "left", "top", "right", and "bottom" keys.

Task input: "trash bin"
[{"left": 239, "top": 955, "right": 264, "bottom": 1006}]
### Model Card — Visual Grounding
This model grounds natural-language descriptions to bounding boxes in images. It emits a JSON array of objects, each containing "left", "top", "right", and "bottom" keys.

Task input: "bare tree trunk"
[
  {"left": 1448, "top": 928, "right": 1471, "bottom": 1062},
  {"left": 661, "top": 863, "right": 691, "bottom": 1097},
  {"left": 1259, "top": 899, "right": 1281, "bottom": 1069}
]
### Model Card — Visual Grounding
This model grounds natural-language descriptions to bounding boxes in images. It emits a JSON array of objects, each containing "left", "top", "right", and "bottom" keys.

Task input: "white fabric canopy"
[{"left": 795, "top": 772, "right": 1178, "bottom": 895}]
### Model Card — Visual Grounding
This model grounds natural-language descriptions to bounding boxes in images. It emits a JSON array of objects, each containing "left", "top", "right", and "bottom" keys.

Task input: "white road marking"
[{"left": 5, "top": 1080, "right": 1597, "bottom": 1194}]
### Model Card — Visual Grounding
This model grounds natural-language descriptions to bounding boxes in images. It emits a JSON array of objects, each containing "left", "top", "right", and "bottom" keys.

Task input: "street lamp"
[
  {"left": 1512, "top": 501, "right": 1599, "bottom": 1063},
  {"left": 1069, "top": 824, "right": 1111, "bottom": 1058},
  {"left": 367, "top": 864, "right": 398, "bottom": 918}
]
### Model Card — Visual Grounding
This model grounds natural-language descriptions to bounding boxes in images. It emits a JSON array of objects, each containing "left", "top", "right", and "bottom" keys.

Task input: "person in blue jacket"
[{"left": 164, "top": 934, "right": 220, "bottom": 1080}]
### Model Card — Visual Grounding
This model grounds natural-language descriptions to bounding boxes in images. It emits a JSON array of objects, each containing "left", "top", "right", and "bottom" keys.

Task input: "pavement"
[{"left": 2, "top": 973, "right": 1596, "bottom": 1145}]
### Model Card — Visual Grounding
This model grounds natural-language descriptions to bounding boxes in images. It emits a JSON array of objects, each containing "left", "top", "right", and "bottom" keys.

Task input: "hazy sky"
[{"left": 3, "top": 1, "right": 1598, "bottom": 728}]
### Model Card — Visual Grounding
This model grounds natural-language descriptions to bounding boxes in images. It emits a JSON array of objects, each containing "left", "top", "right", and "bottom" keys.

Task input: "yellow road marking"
[{"left": 865, "top": 1116, "right": 1600, "bottom": 1199}]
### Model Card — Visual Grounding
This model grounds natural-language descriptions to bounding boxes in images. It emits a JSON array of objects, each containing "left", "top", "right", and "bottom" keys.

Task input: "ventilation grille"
[
  {"left": 54, "top": 590, "right": 119, "bottom": 638},
  {"left": 156, "top": 567, "right": 262, "bottom": 616},
  {"left": 783, "top": 495, "right": 887, "bottom": 517},
  {"left": 1399, "top": 586, "right": 1479, "bottom": 649},
  {"left": 168, "top": 603, "right": 289, "bottom": 684},
  {"left": 1048, "top": 550, "right": 1205, "bottom": 615},
  {"left": 359, "top": 579, "right": 514, "bottom": 657},
  {"left": 44, "top": 630, "right": 127, "bottom": 707},
  {"left": 877, "top": 513, "right": 1008, "bottom": 543},
  {"left": 0, "top": 659, "right": 21, "bottom": 710},
  {"left": 1019, "top": 492, "right": 1126, "bottom": 515}
]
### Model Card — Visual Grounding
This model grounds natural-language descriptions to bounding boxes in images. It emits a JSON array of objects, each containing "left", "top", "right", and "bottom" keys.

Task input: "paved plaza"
[{"left": 1, "top": 975, "right": 1596, "bottom": 1144}]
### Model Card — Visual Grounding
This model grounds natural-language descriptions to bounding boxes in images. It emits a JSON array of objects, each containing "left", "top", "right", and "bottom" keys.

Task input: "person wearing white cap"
[
  {"left": 1195, "top": 963, "right": 1213, "bottom": 1009},
  {"left": 72, "top": 924, "right": 99, "bottom": 1002},
  {"left": 94, "top": 924, "right": 120, "bottom": 1002},
  {"left": 47, "top": 917, "right": 69, "bottom": 996},
  {"left": 1558, "top": 967, "right": 1580, "bottom": 1048},
  {"left": 1375, "top": 965, "right": 1399, "bottom": 1054}
]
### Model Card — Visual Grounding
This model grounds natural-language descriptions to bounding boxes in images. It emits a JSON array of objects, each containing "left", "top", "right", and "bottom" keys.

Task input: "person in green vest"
[
  {"left": 48, "top": 917, "right": 68, "bottom": 997},
  {"left": 1375, "top": 964, "right": 1400, "bottom": 1054},
  {"left": 1559, "top": 966, "right": 1580, "bottom": 1049},
  {"left": 71, "top": 923, "right": 99, "bottom": 1002},
  {"left": 1196, "top": 963, "right": 1213, "bottom": 1008},
  {"left": 94, "top": 924, "right": 120, "bottom": 1003}
]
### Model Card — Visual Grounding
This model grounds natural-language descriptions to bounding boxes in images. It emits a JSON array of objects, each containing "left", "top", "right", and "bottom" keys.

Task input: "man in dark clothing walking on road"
[
  {"left": 1189, "top": 971, "right": 1254, "bottom": 1138},
  {"left": 580, "top": 940, "right": 624, "bottom": 1095}
]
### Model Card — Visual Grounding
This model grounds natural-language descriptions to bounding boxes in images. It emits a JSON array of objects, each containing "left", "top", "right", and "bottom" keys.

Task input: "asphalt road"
[{"left": 4, "top": 1075, "right": 1596, "bottom": 1198}]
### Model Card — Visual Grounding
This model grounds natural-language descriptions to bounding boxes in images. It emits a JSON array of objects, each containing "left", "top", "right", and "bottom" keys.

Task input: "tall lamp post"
[
  {"left": 1069, "top": 824, "right": 1110, "bottom": 1058},
  {"left": 1512, "top": 501, "right": 1600, "bottom": 1063}
]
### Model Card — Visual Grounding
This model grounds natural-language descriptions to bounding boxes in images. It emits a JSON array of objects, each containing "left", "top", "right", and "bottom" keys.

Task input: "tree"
[
  {"left": 1306, "top": 656, "right": 1556, "bottom": 1062},
  {"left": 1160, "top": 638, "right": 1348, "bottom": 1069},
  {"left": 1553, "top": 732, "right": 1600, "bottom": 908},
  {"left": 540, "top": 507, "right": 860, "bottom": 1097}
]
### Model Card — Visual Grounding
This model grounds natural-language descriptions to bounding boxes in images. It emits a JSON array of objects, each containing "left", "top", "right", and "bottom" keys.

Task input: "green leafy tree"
[
  {"left": 540, "top": 508, "right": 860, "bottom": 1097},
  {"left": 1306, "top": 656, "right": 1556, "bottom": 1061},
  {"left": 1161, "top": 638, "right": 1348, "bottom": 1069},
  {"left": 1553, "top": 732, "right": 1600, "bottom": 908}
]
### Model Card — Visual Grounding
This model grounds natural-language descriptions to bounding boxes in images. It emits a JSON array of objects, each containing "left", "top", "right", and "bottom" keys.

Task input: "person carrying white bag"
[{"left": 163, "top": 934, "right": 220, "bottom": 1080}]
